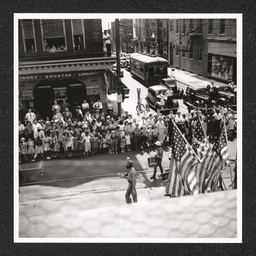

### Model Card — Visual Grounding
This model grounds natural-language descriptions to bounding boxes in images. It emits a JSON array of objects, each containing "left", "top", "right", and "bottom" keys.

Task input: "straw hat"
[
  {"left": 155, "top": 141, "right": 162, "bottom": 146},
  {"left": 20, "top": 137, "right": 26, "bottom": 141}
]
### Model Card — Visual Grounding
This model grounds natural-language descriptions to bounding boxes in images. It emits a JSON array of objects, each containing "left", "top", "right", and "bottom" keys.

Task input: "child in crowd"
[
  {"left": 27, "top": 137, "right": 35, "bottom": 161},
  {"left": 20, "top": 138, "right": 28, "bottom": 163},
  {"left": 125, "top": 132, "right": 131, "bottom": 152},
  {"left": 120, "top": 136, "right": 126, "bottom": 153},
  {"left": 84, "top": 131, "right": 91, "bottom": 157},
  {"left": 102, "top": 135, "right": 108, "bottom": 154}
]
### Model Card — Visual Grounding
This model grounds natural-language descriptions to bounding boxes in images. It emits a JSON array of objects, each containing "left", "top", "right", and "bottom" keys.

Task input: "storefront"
[
  {"left": 19, "top": 70, "right": 109, "bottom": 120},
  {"left": 207, "top": 41, "right": 237, "bottom": 84}
]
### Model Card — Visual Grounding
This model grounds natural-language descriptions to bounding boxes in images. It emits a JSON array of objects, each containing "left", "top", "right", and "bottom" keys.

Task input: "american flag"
[
  {"left": 203, "top": 126, "right": 228, "bottom": 191},
  {"left": 166, "top": 124, "right": 198, "bottom": 196},
  {"left": 192, "top": 118, "right": 211, "bottom": 160}
]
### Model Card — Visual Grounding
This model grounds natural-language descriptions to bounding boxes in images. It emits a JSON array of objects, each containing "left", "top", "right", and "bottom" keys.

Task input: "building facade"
[
  {"left": 168, "top": 19, "right": 237, "bottom": 83},
  {"left": 19, "top": 19, "right": 115, "bottom": 120}
]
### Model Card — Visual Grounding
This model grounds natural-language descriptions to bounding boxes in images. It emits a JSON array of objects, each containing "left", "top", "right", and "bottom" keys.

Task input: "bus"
[{"left": 130, "top": 53, "right": 168, "bottom": 86}]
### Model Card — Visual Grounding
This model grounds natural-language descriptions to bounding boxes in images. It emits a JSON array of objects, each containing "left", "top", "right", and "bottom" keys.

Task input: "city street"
[{"left": 19, "top": 68, "right": 237, "bottom": 238}]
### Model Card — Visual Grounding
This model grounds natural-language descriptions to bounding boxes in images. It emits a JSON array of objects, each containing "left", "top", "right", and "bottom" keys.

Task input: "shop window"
[
  {"left": 208, "top": 19, "right": 213, "bottom": 34},
  {"left": 219, "top": 19, "right": 225, "bottom": 34}
]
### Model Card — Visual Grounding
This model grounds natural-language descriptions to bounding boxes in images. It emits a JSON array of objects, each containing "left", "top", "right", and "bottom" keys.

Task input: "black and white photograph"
[{"left": 14, "top": 13, "right": 242, "bottom": 242}]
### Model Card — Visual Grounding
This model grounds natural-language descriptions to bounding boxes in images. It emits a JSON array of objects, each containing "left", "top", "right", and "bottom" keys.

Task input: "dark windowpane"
[
  {"left": 208, "top": 19, "right": 213, "bottom": 34},
  {"left": 219, "top": 19, "right": 225, "bottom": 34}
]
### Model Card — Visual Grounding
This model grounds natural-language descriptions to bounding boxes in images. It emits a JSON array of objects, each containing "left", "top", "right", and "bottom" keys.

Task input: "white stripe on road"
[{"left": 20, "top": 170, "right": 148, "bottom": 186}]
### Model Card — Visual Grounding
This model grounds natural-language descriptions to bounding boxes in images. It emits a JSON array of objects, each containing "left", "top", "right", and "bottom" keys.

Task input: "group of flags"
[{"left": 165, "top": 115, "right": 229, "bottom": 197}]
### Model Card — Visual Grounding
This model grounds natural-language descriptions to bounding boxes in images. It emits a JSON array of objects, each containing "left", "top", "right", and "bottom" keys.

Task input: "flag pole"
[
  {"left": 223, "top": 116, "right": 233, "bottom": 189},
  {"left": 171, "top": 119, "right": 201, "bottom": 163}
]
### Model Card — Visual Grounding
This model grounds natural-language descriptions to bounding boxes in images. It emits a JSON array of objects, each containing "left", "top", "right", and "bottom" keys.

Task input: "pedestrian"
[
  {"left": 20, "top": 137, "right": 28, "bottom": 163},
  {"left": 120, "top": 135, "right": 126, "bottom": 153},
  {"left": 27, "top": 137, "right": 35, "bottom": 162},
  {"left": 122, "top": 160, "right": 138, "bottom": 204},
  {"left": 150, "top": 141, "right": 164, "bottom": 180},
  {"left": 103, "top": 30, "right": 112, "bottom": 57}
]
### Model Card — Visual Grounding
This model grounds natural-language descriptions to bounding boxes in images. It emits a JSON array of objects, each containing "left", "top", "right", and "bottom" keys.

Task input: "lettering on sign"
[{"left": 19, "top": 71, "right": 103, "bottom": 81}]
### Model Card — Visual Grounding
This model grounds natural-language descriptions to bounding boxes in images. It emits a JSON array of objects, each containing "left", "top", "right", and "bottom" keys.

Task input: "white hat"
[{"left": 155, "top": 141, "right": 162, "bottom": 146}]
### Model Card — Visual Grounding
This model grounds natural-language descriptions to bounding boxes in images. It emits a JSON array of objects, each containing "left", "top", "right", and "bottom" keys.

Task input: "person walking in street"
[
  {"left": 122, "top": 160, "right": 138, "bottom": 204},
  {"left": 150, "top": 141, "right": 164, "bottom": 180}
]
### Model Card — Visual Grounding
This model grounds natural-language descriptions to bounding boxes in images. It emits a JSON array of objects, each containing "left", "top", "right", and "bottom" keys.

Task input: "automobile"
[
  {"left": 183, "top": 83, "right": 237, "bottom": 111},
  {"left": 146, "top": 85, "right": 179, "bottom": 114},
  {"left": 112, "top": 63, "right": 124, "bottom": 77},
  {"left": 160, "top": 77, "right": 184, "bottom": 99}
]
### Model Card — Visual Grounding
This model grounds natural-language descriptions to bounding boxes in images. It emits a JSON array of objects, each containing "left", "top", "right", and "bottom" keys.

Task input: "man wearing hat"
[
  {"left": 151, "top": 141, "right": 163, "bottom": 180},
  {"left": 123, "top": 159, "right": 138, "bottom": 203}
]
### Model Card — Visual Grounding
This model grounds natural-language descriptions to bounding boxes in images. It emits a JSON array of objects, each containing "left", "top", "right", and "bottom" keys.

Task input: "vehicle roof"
[
  {"left": 130, "top": 53, "right": 168, "bottom": 64},
  {"left": 148, "top": 85, "right": 168, "bottom": 91}
]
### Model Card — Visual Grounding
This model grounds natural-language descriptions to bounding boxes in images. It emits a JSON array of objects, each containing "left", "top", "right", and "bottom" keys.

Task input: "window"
[
  {"left": 208, "top": 19, "right": 213, "bottom": 34},
  {"left": 72, "top": 19, "right": 85, "bottom": 50},
  {"left": 22, "top": 20, "right": 35, "bottom": 53},
  {"left": 198, "top": 20, "right": 202, "bottom": 33},
  {"left": 198, "top": 43, "right": 202, "bottom": 60},
  {"left": 176, "top": 20, "right": 179, "bottom": 33},
  {"left": 219, "top": 19, "right": 225, "bottom": 34},
  {"left": 170, "top": 20, "right": 173, "bottom": 31},
  {"left": 176, "top": 44, "right": 179, "bottom": 55},
  {"left": 183, "top": 20, "right": 186, "bottom": 34},
  {"left": 182, "top": 46, "right": 185, "bottom": 57},
  {"left": 190, "top": 19, "right": 193, "bottom": 32},
  {"left": 42, "top": 19, "right": 66, "bottom": 53},
  {"left": 189, "top": 45, "right": 193, "bottom": 59}
]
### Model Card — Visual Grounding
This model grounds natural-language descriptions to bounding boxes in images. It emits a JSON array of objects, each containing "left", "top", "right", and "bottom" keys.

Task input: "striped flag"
[
  {"left": 203, "top": 126, "right": 228, "bottom": 191},
  {"left": 192, "top": 118, "right": 211, "bottom": 160},
  {"left": 165, "top": 124, "right": 198, "bottom": 197}
]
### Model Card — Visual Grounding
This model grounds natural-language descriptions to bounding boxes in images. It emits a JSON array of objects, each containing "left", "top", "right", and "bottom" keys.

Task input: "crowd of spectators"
[{"left": 19, "top": 98, "right": 236, "bottom": 163}]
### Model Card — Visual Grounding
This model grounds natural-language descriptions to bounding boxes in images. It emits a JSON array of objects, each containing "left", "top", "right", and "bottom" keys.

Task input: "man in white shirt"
[
  {"left": 25, "top": 109, "right": 36, "bottom": 124},
  {"left": 93, "top": 99, "right": 103, "bottom": 114},
  {"left": 32, "top": 120, "right": 42, "bottom": 139}
]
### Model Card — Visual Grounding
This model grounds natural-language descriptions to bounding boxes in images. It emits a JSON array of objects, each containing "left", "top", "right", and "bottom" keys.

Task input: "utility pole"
[{"left": 115, "top": 19, "right": 122, "bottom": 117}]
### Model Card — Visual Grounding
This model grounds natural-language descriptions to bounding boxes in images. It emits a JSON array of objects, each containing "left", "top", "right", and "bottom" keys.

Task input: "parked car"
[
  {"left": 183, "top": 83, "right": 237, "bottom": 111},
  {"left": 160, "top": 77, "right": 184, "bottom": 99},
  {"left": 146, "top": 85, "right": 179, "bottom": 114}
]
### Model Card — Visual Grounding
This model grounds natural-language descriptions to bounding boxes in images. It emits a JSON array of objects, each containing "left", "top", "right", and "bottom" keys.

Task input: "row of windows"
[
  {"left": 170, "top": 19, "right": 227, "bottom": 35},
  {"left": 175, "top": 44, "right": 202, "bottom": 61},
  {"left": 21, "top": 19, "right": 86, "bottom": 53}
]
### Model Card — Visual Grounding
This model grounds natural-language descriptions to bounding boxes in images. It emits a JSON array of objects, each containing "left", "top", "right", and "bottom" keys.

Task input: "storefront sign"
[{"left": 19, "top": 71, "right": 103, "bottom": 81}]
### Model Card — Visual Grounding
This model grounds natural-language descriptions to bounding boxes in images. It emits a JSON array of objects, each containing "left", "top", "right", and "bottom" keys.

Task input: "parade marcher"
[
  {"left": 122, "top": 160, "right": 138, "bottom": 204},
  {"left": 150, "top": 141, "right": 163, "bottom": 180}
]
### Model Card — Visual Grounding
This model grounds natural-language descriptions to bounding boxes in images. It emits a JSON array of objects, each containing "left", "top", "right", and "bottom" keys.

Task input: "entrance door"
[
  {"left": 34, "top": 86, "right": 54, "bottom": 120},
  {"left": 68, "top": 84, "right": 85, "bottom": 113}
]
